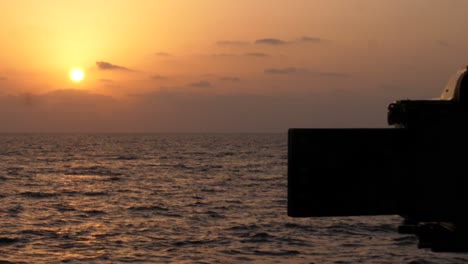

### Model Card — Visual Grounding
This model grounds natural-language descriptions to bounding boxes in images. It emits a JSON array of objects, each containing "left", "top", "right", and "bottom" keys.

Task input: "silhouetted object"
[{"left": 288, "top": 66, "right": 468, "bottom": 252}]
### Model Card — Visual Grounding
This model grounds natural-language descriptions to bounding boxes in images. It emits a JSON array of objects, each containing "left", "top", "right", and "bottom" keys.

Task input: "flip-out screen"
[{"left": 288, "top": 129, "right": 410, "bottom": 217}]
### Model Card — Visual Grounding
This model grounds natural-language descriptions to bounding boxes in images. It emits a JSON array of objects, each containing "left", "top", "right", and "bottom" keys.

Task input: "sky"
[{"left": 1, "top": 0, "right": 468, "bottom": 133}]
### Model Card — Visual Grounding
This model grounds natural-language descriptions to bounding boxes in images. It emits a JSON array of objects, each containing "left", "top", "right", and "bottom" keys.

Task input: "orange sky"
[{"left": 1, "top": 0, "right": 468, "bottom": 132}]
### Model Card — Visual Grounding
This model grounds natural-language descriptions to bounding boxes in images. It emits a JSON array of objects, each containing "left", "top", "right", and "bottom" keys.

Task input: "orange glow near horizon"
[{"left": 2, "top": 1, "right": 468, "bottom": 132}]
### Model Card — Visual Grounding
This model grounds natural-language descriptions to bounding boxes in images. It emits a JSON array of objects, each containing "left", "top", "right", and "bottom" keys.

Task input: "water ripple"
[{"left": 0, "top": 134, "right": 463, "bottom": 263}]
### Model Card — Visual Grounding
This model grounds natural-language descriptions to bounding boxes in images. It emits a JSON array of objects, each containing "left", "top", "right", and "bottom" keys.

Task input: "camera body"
[
  {"left": 388, "top": 66, "right": 468, "bottom": 129},
  {"left": 288, "top": 66, "right": 468, "bottom": 251}
]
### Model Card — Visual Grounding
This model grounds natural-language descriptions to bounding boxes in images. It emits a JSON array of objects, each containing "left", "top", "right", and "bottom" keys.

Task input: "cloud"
[
  {"left": 220, "top": 77, "right": 241, "bottom": 82},
  {"left": 124, "top": 90, "right": 386, "bottom": 132},
  {"left": 189, "top": 81, "right": 212, "bottom": 88},
  {"left": 0, "top": 89, "right": 126, "bottom": 133},
  {"left": 298, "top": 36, "right": 322, "bottom": 43},
  {"left": 0, "top": 76, "right": 6, "bottom": 81},
  {"left": 317, "top": 72, "right": 348, "bottom": 78},
  {"left": 216, "top": 36, "right": 323, "bottom": 48},
  {"left": 212, "top": 52, "right": 270, "bottom": 58},
  {"left": 436, "top": 40, "right": 449, "bottom": 47},
  {"left": 254, "top": 36, "right": 323, "bottom": 46},
  {"left": 151, "top": 74, "right": 169, "bottom": 80},
  {"left": 155, "top": 52, "right": 172, "bottom": 57},
  {"left": 264, "top": 67, "right": 308, "bottom": 75},
  {"left": 265, "top": 67, "right": 349, "bottom": 78},
  {"left": 255, "top": 38, "right": 288, "bottom": 45},
  {"left": 217, "top": 41, "right": 250, "bottom": 47},
  {"left": 212, "top": 53, "right": 237, "bottom": 57},
  {"left": 99, "top": 79, "right": 114, "bottom": 83},
  {"left": 244, "top": 52, "right": 270, "bottom": 57},
  {"left": 0, "top": 88, "right": 386, "bottom": 133},
  {"left": 96, "top": 61, "right": 132, "bottom": 72}
]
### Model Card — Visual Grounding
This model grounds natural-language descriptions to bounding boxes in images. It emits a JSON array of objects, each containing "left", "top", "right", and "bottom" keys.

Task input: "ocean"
[{"left": 0, "top": 134, "right": 466, "bottom": 263}]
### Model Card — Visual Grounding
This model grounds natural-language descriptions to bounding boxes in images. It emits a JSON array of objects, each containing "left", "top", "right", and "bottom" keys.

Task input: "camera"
[
  {"left": 288, "top": 66, "right": 468, "bottom": 251},
  {"left": 388, "top": 66, "right": 468, "bottom": 129}
]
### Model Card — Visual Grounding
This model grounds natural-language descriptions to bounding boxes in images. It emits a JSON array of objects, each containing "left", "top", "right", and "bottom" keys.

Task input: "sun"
[{"left": 70, "top": 68, "right": 85, "bottom": 82}]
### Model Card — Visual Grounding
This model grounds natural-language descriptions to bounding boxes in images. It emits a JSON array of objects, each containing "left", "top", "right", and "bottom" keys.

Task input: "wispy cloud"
[
  {"left": 0, "top": 76, "right": 7, "bottom": 81},
  {"left": 211, "top": 52, "right": 269, "bottom": 58},
  {"left": 189, "top": 81, "right": 212, "bottom": 88},
  {"left": 255, "top": 36, "right": 323, "bottom": 46},
  {"left": 265, "top": 67, "right": 348, "bottom": 78},
  {"left": 244, "top": 52, "right": 270, "bottom": 57},
  {"left": 316, "top": 72, "right": 348, "bottom": 78},
  {"left": 264, "top": 67, "right": 308, "bottom": 75},
  {"left": 96, "top": 61, "right": 133, "bottom": 72},
  {"left": 151, "top": 74, "right": 169, "bottom": 80},
  {"left": 155, "top": 52, "right": 172, "bottom": 57},
  {"left": 217, "top": 41, "right": 250, "bottom": 47},
  {"left": 298, "top": 36, "right": 322, "bottom": 43},
  {"left": 216, "top": 36, "right": 323, "bottom": 48},
  {"left": 255, "top": 38, "right": 288, "bottom": 46},
  {"left": 220, "top": 77, "right": 241, "bottom": 82},
  {"left": 212, "top": 53, "right": 237, "bottom": 57},
  {"left": 99, "top": 79, "right": 114, "bottom": 83},
  {"left": 436, "top": 40, "right": 449, "bottom": 47}
]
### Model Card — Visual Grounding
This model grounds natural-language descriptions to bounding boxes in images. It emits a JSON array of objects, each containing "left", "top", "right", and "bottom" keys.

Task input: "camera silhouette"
[{"left": 288, "top": 66, "right": 468, "bottom": 252}]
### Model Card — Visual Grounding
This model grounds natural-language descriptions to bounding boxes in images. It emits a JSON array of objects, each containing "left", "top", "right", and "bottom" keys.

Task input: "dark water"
[{"left": 0, "top": 134, "right": 466, "bottom": 263}]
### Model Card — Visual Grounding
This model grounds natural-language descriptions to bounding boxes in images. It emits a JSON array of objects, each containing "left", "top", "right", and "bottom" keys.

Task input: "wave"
[
  {"left": 0, "top": 260, "right": 19, "bottom": 264},
  {"left": 83, "top": 209, "right": 107, "bottom": 216},
  {"left": 65, "top": 166, "right": 122, "bottom": 177},
  {"left": 243, "top": 232, "right": 276, "bottom": 243},
  {"left": 114, "top": 155, "right": 139, "bottom": 160},
  {"left": 127, "top": 205, "right": 169, "bottom": 212},
  {"left": 18, "top": 191, "right": 59, "bottom": 198},
  {"left": 6, "top": 167, "right": 23, "bottom": 176},
  {"left": 0, "top": 237, "right": 19, "bottom": 245},
  {"left": 394, "top": 236, "right": 417, "bottom": 247},
  {"left": 253, "top": 249, "right": 301, "bottom": 256}
]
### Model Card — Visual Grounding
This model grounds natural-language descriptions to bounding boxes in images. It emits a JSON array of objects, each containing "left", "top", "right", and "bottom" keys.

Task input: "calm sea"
[{"left": 0, "top": 134, "right": 466, "bottom": 263}]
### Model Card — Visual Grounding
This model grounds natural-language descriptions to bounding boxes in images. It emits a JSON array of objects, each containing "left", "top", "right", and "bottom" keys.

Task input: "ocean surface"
[{"left": 0, "top": 134, "right": 467, "bottom": 263}]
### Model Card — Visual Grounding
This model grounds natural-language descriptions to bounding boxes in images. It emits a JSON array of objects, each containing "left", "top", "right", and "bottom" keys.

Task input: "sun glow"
[{"left": 70, "top": 69, "right": 85, "bottom": 82}]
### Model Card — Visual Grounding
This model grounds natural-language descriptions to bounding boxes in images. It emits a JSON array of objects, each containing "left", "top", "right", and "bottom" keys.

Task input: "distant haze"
[{"left": 1, "top": 0, "right": 467, "bottom": 132}]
